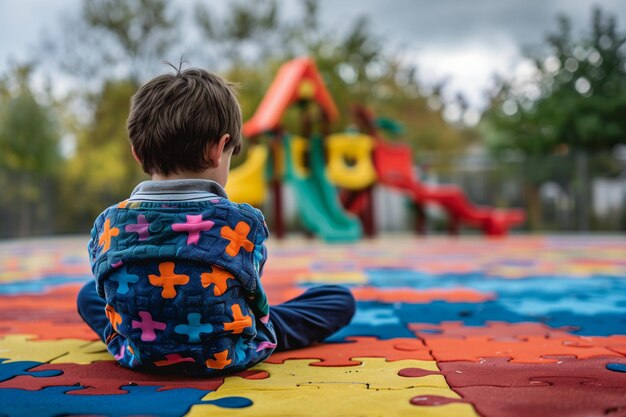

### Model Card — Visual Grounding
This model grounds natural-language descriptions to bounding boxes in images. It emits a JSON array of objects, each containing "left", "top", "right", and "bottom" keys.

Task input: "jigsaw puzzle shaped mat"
[{"left": 1, "top": 235, "right": 626, "bottom": 416}]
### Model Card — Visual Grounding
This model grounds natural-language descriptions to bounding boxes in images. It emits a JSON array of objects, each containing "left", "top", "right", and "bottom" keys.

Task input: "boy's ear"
[
  {"left": 207, "top": 134, "right": 231, "bottom": 167},
  {"left": 131, "top": 146, "right": 142, "bottom": 165}
]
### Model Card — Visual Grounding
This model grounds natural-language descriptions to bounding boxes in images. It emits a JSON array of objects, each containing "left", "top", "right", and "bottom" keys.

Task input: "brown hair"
[{"left": 127, "top": 68, "right": 242, "bottom": 175}]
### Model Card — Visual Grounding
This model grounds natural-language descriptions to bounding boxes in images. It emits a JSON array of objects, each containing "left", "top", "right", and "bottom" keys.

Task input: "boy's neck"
[
  {"left": 151, "top": 169, "right": 220, "bottom": 183},
  {"left": 152, "top": 172, "right": 207, "bottom": 181}
]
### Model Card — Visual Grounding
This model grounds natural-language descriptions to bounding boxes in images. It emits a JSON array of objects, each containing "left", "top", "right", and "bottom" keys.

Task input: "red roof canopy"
[{"left": 243, "top": 57, "right": 340, "bottom": 138}]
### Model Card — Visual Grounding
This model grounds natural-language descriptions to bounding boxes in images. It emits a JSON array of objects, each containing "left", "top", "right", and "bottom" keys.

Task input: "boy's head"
[{"left": 127, "top": 68, "right": 242, "bottom": 179}]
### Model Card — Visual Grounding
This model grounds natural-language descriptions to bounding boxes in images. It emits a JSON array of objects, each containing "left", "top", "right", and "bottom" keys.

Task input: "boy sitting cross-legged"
[{"left": 76, "top": 66, "right": 355, "bottom": 376}]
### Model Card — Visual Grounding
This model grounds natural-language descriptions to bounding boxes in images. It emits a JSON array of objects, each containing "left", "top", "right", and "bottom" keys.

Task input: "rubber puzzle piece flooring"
[{"left": 1, "top": 235, "right": 626, "bottom": 417}]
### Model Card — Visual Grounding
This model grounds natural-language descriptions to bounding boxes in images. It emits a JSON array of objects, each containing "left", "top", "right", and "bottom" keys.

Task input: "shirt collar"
[{"left": 130, "top": 179, "right": 228, "bottom": 200}]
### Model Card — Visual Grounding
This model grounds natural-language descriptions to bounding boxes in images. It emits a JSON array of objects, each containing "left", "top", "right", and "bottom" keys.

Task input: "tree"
[
  {"left": 17, "top": 0, "right": 471, "bottom": 236},
  {"left": 482, "top": 7, "right": 626, "bottom": 155},
  {"left": 480, "top": 7, "right": 626, "bottom": 230},
  {"left": 196, "top": 0, "right": 470, "bottom": 165},
  {"left": 0, "top": 65, "right": 61, "bottom": 236},
  {"left": 59, "top": 79, "right": 146, "bottom": 232},
  {"left": 37, "top": 0, "right": 178, "bottom": 233},
  {"left": 195, "top": 0, "right": 281, "bottom": 66},
  {"left": 43, "top": 0, "right": 180, "bottom": 85}
]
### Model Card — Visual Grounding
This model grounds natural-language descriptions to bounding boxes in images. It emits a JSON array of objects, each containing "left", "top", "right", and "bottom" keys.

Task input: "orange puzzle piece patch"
[
  {"left": 205, "top": 350, "right": 231, "bottom": 369},
  {"left": 425, "top": 335, "right": 624, "bottom": 363},
  {"left": 105, "top": 304, "right": 122, "bottom": 332},
  {"left": 220, "top": 222, "right": 254, "bottom": 257},
  {"left": 0, "top": 319, "right": 98, "bottom": 341},
  {"left": 148, "top": 262, "right": 190, "bottom": 299},
  {"left": 201, "top": 266, "right": 235, "bottom": 296},
  {"left": 409, "top": 322, "right": 574, "bottom": 340},
  {"left": 223, "top": 304, "right": 252, "bottom": 334},
  {"left": 98, "top": 219, "right": 119, "bottom": 253}
]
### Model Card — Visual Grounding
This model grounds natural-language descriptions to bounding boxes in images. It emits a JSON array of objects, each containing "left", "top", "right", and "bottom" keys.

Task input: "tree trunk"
[
  {"left": 574, "top": 150, "right": 590, "bottom": 231},
  {"left": 524, "top": 183, "right": 542, "bottom": 231}
]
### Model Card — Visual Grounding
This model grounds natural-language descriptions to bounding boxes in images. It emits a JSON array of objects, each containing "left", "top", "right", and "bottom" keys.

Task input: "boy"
[{"left": 76, "top": 67, "right": 355, "bottom": 376}]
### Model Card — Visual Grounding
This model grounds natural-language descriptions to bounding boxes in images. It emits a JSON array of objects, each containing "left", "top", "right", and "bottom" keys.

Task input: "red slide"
[{"left": 373, "top": 140, "right": 525, "bottom": 236}]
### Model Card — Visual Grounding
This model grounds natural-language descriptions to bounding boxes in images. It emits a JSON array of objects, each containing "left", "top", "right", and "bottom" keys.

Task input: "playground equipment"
[
  {"left": 373, "top": 140, "right": 525, "bottom": 235},
  {"left": 324, "top": 133, "right": 377, "bottom": 236},
  {"left": 228, "top": 57, "right": 525, "bottom": 239},
  {"left": 353, "top": 106, "right": 526, "bottom": 236},
  {"left": 234, "top": 57, "right": 363, "bottom": 242},
  {"left": 243, "top": 58, "right": 338, "bottom": 138},
  {"left": 325, "top": 133, "right": 377, "bottom": 190},
  {"left": 284, "top": 135, "right": 362, "bottom": 242}
]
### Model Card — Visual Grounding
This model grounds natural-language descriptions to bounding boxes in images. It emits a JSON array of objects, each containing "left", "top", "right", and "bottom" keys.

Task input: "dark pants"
[{"left": 77, "top": 282, "right": 356, "bottom": 352}]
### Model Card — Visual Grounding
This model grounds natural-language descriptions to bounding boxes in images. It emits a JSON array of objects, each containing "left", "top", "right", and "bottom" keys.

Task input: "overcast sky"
[{"left": 1, "top": 0, "right": 625, "bottom": 111}]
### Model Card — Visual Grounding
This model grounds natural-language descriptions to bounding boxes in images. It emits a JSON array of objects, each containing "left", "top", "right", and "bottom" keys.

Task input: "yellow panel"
[
  {"left": 297, "top": 80, "right": 316, "bottom": 100},
  {"left": 51, "top": 340, "right": 113, "bottom": 364},
  {"left": 326, "top": 133, "right": 377, "bottom": 190},
  {"left": 289, "top": 136, "right": 310, "bottom": 177},
  {"left": 297, "top": 271, "right": 368, "bottom": 284},
  {"left": 186, "top": 358, "right": 479, "bottom": 417},
  {"left": 0, "top": 334, "right": 111, "bottom": 364},
  {"left": 189, "top": 385, "right": 477, "bottom": 417},
  {"left": 208, "top": 358, "right": 446, "bottom": 390},
  {"left": 226, "top": 145, "right": 269, "bottom": 206}
]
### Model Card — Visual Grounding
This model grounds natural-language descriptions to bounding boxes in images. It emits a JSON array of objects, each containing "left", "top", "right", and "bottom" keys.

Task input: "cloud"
[
  {"left": 2, "top": 0, "right": 625, "bottom": 109},
  {"left": 315, "top": 0, "right": 626, "bottom": 108},
  {"left": 320, "top": 0, "right": 626, "bottom": 47}
]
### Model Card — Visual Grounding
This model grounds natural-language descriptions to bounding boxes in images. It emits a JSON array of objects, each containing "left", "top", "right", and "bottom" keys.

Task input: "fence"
[
  {"left": 1, "top": 149, "right": 625, "bottom": 239},
  {"left": 422, "top": 148, "right": 626, "bottom": 233}
]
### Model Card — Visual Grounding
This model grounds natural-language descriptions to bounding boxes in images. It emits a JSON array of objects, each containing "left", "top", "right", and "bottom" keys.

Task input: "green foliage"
[
  {"left": 0, "top": 66, "right": 60, "bottom": 175},
  {"left": 59, "top": 79, "right": 146, "bottom": 232},
  {"left": 482, "top": 7, "right": 626, "bottom": 156},
  {"left": 205, "top": 0, "right": 469, "bottom": 164},
  {"left": 0, "top": 65, "right": 61, "bottom": 237},
  {"left": 1, "top": 0, "right": 472, "bottom": 236}
]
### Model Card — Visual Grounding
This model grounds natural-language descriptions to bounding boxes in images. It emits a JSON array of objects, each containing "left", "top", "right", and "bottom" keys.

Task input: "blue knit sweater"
[{"left": 88, "top": 180, "right": 277, "bottom": 376}]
